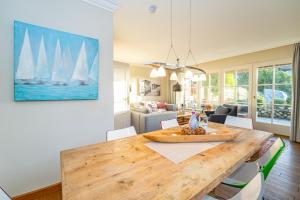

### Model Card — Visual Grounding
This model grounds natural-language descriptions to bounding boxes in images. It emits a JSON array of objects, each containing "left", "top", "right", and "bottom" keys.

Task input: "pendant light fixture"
[
  {"left": 170, "top": 71, "right": 178, "bottom": 80},
  {"left": 184, "top": 0, "right": 206, "bottom": 81},
  {"left": 157, "top": 66, "right": 167, "bottom": 77},
  {"left": 146, "top": 0, "right": 206, "bottom": 81},
  {"left": 150, "top": 68, "right": 159, "bottom": 78}
]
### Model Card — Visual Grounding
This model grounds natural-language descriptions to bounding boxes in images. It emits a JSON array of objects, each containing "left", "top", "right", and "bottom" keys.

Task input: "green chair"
[
  {"left": 222, "top": 137, "right": 285, "bottom": 189},
  {"left": 203, "top": 172, "right": 265, "bottom": 200}
]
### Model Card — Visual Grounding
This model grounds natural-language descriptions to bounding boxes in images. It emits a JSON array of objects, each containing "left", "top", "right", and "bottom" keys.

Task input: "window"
[
  {"left": 180, "top": 72, "right": 219, "bottom": 109},
  {"left": 201, "top": 73, "right": 220, "bottom": 106},
  {"left": 114, "top": 66, "right": 129, "bottom": 113},
  {"left": 182, "top": 78, "right": 200, "bottom": 109},
  {"left": 224, "top": 69, "right": 249, "bottom": 116},
  {"left": 256, "top": 64, "right": 292, "bottom": 126}
]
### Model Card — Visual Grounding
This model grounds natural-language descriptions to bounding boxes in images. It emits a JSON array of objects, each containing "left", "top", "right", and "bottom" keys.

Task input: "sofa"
[
  {"left": 205, "top": 104, "right": 238, "bottom": 124},
  {"left": 130, "top": 102, "right": 177, "bottom": 133},
  {"left": 131, "top": 111, "right": 177, "bottom": 133}
]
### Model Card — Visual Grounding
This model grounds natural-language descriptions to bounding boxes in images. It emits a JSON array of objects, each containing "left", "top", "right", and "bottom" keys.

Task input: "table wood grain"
[{"left": 61, "top": 122, "right": 272, "bottom": 200}]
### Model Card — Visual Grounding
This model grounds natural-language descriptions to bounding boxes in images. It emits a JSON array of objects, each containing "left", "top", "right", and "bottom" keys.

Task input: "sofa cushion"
[
  {"left": 166, "top": 104, "right": 177, "bottom": 111},
  {"left": 130, "top": 103, "right": 150, "bottom": 114},
  {"left": 215, "top": 106, "right": 230, "bottom": 115},
  {"left": 223, "top": 104, "right": 238, "bottom": 116}
]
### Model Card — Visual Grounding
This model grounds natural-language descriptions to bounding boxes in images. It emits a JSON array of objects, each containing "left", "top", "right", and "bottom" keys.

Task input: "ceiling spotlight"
[{"left": 148, "top": 5, "right": 157, "bottom": 14}]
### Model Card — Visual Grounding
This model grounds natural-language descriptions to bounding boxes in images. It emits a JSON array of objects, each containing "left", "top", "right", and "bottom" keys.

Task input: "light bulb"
[
  {"left": 157, "top": 66, "right": 166, "bottom": 77},
  {"left": 185, "top": 70, "right": 193, "bottom": 79},
  {"left": 170, "top": 71, "right": 178, "bottom": 81},
  {"left": 199, "top": 73, "right": 207, "bottom": 81},
  {"left": 150, "top": 68, "right": 158, "bottom": 78},
  {"left": 192, "top": 74, "right": 200, "bottom": 82}
]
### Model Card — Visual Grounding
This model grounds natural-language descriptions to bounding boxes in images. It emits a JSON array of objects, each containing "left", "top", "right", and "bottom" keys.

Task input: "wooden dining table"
[{"left": 60, "top": 122, "right": 273, "bottom": 200}]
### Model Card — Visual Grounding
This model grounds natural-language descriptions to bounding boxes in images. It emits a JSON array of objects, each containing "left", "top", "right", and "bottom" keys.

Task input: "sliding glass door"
[{"left": 253, "top": 60, "right": 292, "bottom": 135}]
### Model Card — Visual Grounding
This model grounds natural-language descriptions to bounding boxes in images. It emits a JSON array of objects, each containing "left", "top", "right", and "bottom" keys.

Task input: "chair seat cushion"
[{"left": 248, "top": 137, "right": 277, "bottom": 162}]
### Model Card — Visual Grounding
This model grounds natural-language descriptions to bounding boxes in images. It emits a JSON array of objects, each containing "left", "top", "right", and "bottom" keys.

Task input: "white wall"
[{"left": 0, "top": 0, "right": 114, "bottom": 196}]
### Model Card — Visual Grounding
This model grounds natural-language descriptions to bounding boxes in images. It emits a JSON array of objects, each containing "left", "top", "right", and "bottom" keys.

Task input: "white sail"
[
  {"left": 62, "top": 46, "right": 72, "bottom": 80},
  {"left": 71, "top": 42, "right": 89, "bottom": 82},
  {"left": 51, "top": 40, "right": 67, "bottom": 83},
  {"left": 88, "top": 52, "right": 98, "bottom": 81},
  {"left": 35, "top": 36, "right": 49, "bottom": 80},
  {"left": 16, "top": 29, "right": 35, "bottom": 80}
]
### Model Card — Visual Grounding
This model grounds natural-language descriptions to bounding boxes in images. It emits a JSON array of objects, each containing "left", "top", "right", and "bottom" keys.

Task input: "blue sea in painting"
[{"left": 14, "top": 21, "right": 99, "bottom": 101}]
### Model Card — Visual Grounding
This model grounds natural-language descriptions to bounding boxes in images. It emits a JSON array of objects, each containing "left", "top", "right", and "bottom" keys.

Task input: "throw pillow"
[
  {"left": 215, "top": 106, "right": 230, "bottom": 115},
  {"left": 157, "top": 102, "right": 167, "bottom": 110}
]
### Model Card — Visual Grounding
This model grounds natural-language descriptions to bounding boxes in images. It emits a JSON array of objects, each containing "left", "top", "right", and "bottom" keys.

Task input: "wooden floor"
[{"left": 14, "top": 137, "right": 300, "bottom": 200}]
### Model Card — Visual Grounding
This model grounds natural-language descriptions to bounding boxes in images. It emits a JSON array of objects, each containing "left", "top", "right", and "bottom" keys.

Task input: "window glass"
[
  {"left": 225, "top": 71, "right": 235, "bottom": 86},
  {"left": 237, "top": 71, "right": 249, "bottom": 85},
  {"left": 258, "top": 66, "right": 273, "bottom": 84},
  {"left": 275, "top": 64, "right": 292, "bottom": 84}
]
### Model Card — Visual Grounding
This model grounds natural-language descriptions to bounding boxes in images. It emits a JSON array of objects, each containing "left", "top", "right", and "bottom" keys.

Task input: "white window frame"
[{"left": 222, "top": 65, "right": 252, "bottom": 117}]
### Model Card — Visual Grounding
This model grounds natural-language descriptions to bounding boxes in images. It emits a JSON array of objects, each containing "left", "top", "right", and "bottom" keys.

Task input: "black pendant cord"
[
  {"left": 166, "top": 0, "right": 179, "bottom": 65},
  {"left": 184, "top": 0, "right": 198, "bottom": 66}
]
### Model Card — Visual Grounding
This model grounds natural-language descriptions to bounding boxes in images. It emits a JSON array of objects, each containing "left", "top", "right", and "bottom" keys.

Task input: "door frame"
[{"left": 251, "top": 58, "right": 292, "bottom": 136}]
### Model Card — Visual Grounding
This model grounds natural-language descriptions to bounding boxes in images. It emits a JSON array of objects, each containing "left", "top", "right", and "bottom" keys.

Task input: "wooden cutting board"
[{"left": 143, "top": 128, "right": 241, "bottom": 143}]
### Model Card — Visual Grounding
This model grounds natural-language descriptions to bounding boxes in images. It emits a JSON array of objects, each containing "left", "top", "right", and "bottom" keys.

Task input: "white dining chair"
[
  {"left": 225, "top": 116, "right": 253, "bottom": 129},
  {"left": 203, "top": 172, "right": 265, "bottom": 200},
  {"left": 0, "top": 187, "right": 11, "bottom": 200},
  {"left": 106, "top": 126, "right": 137, "bottom": 141},
  {"left": 222, "top": 138, "right": 285, "bottom": 189},
  {"left": 161, "top": 119, "right": 179, "bottom": 129}
]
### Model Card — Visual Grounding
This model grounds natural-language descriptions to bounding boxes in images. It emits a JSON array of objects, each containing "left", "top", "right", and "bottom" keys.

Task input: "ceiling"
[{"left": 114, "top": 0, "right": 300, "bottom": 65}]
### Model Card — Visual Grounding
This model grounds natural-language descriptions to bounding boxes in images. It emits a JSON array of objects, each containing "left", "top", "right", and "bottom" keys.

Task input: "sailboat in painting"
[
  {"left": 88, "top": 53, "right": 98, "bottom": 82},
  {"left": 71, "top": 42, "right": 89, "bottom": 85},
  {"left": 52, "top": 40, "right": 68, "bottom": 86},
  {"left": 35, "top": 36, "right": 49, "bottom": 84},
  {"left": 62, "top": 46, "right": 72, "bottom": 81},
  {"left": 16, "top": 29, "right": 35, "bottom": 84}
]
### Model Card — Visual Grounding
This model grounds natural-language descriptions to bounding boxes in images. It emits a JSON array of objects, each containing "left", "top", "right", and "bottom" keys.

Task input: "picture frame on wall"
[
  {"left": 14, "top": 21, "right": 100, "bottom": 101},
  {"left": 139, "top": 79, "right": 161, "bottom": 96}
]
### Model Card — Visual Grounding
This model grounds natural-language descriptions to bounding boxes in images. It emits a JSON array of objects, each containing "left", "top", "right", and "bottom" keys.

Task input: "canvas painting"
[
  {"left": 139, "top": 79, "right": 161, "bottom": 96},
  {"left": 14, "top": 21, "right": 99, "bottom": 101}
]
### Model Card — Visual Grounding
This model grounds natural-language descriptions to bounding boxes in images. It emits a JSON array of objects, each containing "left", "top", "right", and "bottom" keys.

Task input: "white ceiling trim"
[{"left": 82, "top": 0, "right": 118, "bottom": 13}]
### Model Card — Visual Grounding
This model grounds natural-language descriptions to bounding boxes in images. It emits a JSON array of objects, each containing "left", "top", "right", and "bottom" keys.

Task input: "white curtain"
[{"left": 291, "top": 43, "right": 300, "bottom": 142}]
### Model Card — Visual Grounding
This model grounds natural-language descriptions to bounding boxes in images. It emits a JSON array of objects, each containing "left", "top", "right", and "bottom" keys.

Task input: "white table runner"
[
  {"left": 144, "top": 128, "right": 222, "bottom": 164},
  {"left": 145, "top": 141, "right": 223, "bottom": 164}
]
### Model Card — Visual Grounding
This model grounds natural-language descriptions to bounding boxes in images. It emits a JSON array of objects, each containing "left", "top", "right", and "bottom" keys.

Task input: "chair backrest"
[
  {"left": 161, "top": 119, "right": 179, "bottom": 129},
  {"left": 0, "top": 187, "right": 11, "bottom": 200},
  {"left": 230, "top": 172, "right": 264, "bottom": 200},
  {"left": 106, "top": 126, "right": 137, "bottom": 141},
  {"left": 225, "top": 116, "right": 253, "bottom": 129},
  {"left": 259, "top": 138, "right": 285, "bottom": 179}
]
